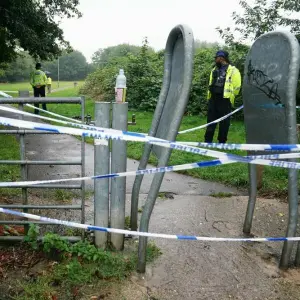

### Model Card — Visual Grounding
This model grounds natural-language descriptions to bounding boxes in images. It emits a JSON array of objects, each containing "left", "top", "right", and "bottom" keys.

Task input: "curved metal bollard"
[
  {"left": 134, "top": 24, "right": 194, "bottom": 273},
  {"left": 242, "top": 31, "right": 300, "bottom": 269}
]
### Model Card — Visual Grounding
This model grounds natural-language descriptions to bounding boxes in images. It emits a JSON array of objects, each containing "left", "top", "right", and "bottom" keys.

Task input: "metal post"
[
  {"left": 137, "top": 25, "right": 194, "bottom": 273},
  {"left": 94, "top": 102, "right": 110, "bottom": 248},
  {"left": 18, "top": 103, "right": 28, "bottom": 233},
  {"left": 280, "top": 168, "right": 298, "bottom": 268},
  {"left": 243, "top": 164, "right": 258, "bottom": 233},
  {"left": 110, "top": 102, "right": 128, "bottom": 250},
  {"left": 80, "top": 96, "right": 86, "bottom": 228},
  {"left": 294, "top": 241, "right": 300, "bottom": 266},
  {"left": 57, "top": 58, "right": 60, "bottom": 88},
  {"left": 241, "top": 31, "right": 300, "bottom": 270}
]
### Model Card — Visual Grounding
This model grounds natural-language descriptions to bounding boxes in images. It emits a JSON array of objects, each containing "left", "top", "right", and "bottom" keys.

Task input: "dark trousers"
[
  {"left": 33, "top": 86, "right": 47, "bottom": 114},
  {"left": 204, "top": 97, "right": 232, "bottom": 143}
]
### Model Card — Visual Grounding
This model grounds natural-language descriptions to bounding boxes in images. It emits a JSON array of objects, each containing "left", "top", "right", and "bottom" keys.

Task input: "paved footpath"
[{"left": 1, "top": 106, "right": 300, "bottom": 299}]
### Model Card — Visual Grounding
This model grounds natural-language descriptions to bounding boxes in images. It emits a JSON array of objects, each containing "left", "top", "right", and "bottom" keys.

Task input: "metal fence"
[{"left": 0, "top": 94, "right": 85, "bottom": 242}]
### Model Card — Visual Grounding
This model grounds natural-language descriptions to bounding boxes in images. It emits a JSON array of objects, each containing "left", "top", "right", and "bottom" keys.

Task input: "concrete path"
[{"left": 1, "top": 107, "right": 300, "bottom": 299}]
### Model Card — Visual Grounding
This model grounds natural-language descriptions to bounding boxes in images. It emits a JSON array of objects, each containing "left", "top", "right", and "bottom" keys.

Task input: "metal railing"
[{"left": 0, "top": 93, "right": 85, "bottom": 241}]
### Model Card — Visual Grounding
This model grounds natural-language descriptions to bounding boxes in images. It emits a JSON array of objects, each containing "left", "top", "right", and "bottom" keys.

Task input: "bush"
[{"left": 81, "top": 40, "right": 250, "bottom": 119}]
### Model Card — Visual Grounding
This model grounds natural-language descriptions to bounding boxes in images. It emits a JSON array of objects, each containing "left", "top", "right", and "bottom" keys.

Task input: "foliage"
[
  {"left": 92, "top": 43, "right": 147, "bottom": 66},
  {"left": 194, "top": 39, "right": 219, "bottom": 49},
  {"left": 0, "top": 50, "right": 89, "bottom": 82},
  {"left": 19, "top": 225, "right": 161, "bottom": 298},
  {"left": 0, "top": 125, "right": 21, "bottom": 197},
  {"left": 0, "top": 51, "right": 34, "bottom": 82},
  {"left": 42, "top": 50, "right": 89, "bottom": 81},
  {"left": 24, "top": 225, "right": 161, "bottom": 269},
  {"left": 0, "top": 0, "right": 81, "bottom": 65},
  {"left": 23, "top": 223, "right": 40, "bottom": 250},
  {"left": 217, "top": 0, "right": 300, "bottom": 107},
  {"left": 82, "top": 39, "right": 248, "bottom": 116},
  {"left": 217, "top": 0, "right": 300, "bottom": 45},
  {"left": 81, "top": 38, "right": 163, "bottom": 110}
]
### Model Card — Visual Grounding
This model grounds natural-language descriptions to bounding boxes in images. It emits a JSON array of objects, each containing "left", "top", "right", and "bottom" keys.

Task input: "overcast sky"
[{"left": 60, "top": 0, "right": 243, "bottom": 62}]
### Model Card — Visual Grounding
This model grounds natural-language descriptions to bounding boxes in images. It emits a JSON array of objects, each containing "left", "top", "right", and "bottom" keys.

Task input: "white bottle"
[{"left": 115, "top": 69, "right": 127, "bottom": 103}]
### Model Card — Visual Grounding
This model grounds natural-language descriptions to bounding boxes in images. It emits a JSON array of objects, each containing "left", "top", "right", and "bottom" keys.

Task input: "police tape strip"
[
  {"left": 1, "top": 103, "right": 150, "bottom": 138},
  {"left": 0, "top": 91, "right": 13, "bottom": 97},
  {"left": 0, "top": 91, "right": 83, "bottom": 124},
  {"left": 2, "top": 115, "right": 300, "bottom": 171},
  {"left": 2, "top": 152, "right": 300, "bottom": 187},
  {"left": 2, "top": 89, "right": 300, "bottom": 134},
  {"left": 0, "top": 105, "right": 104, "bottom": 132},
  {"left": 19, "top": 106, "right": 300, "bottom": 152},
  {"left": 178, "top": 105, "right": 244, "bottom": 134},
  {"left": 177, "top": 141, "right": 300, "bottom": 152},
  {"left": 0, "top": 207, "right": 298, "bottom": 242},
  {"left": 3, "top": 105, "right": 300, "bottom": 153},
  {"left": 25, "top": 99, "right": 243, "bottom": 134},
  {"left": 25, "top": 104, "right": 83, "bottom": 124}
]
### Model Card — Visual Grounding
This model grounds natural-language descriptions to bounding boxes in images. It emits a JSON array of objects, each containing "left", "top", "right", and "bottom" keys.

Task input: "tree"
[
  {"left": 42, "top": 50, "right": 89, "bottom": 81},
  {"left": 217, "top": 0, "right": 300, "bottom": 45},
  {"left": 0, "top": 0, "right": 81, "bottom": 65},
  {"left": 91, "top": 44, "right": 154, "bottom": 66},
  {"left": 194, "top": 40, "right": 219, "bottom": 49},
  {"left": 0, "top": 50, "right": 89, "bottom": 82},
  {"left": 0, "top": 51, "right": 34, "bottom": 82}
]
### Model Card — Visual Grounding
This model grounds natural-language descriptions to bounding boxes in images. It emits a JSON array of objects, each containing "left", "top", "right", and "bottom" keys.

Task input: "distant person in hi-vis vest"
[
  {"left": 204, "top": 50, "right": 241, "bottom": 143},
  {"left": 30, "top": 63, "right": 47, "bottom": 114},
  {"left": 47, "top": 75, "right": 52, "bottom": 94}
]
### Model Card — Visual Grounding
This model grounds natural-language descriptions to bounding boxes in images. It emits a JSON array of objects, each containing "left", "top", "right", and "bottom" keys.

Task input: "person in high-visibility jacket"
[
  {"left": 30, "top": 63, "right": 48, "bottom": 114},
  {"left": 47, "top": 75, "right": 52, "bottom": 94},
  {"left": 204, "top": 50, "right": 241, "bottom": 143}
]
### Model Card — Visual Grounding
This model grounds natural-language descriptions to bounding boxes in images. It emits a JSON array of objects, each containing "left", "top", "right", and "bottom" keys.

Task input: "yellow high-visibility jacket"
[
  {"left": 207, "top": 64, "right": 241, "bottom": 106},
  {"left": 30, "top": 70, "right": 47, "bottom": 87},
  {"left": 47, "top": 77, "right": 52, "bottom": 85}
]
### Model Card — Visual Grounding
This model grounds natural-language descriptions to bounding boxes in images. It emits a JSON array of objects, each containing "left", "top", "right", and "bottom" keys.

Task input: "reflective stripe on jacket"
[{"left": 207, "top": 64, "right": 241, "bottom": 105}]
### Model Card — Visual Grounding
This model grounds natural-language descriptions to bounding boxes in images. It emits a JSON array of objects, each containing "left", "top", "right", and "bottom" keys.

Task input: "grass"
[
  {"left": 0, "top": 81, "right": 83, "bottom": 98},
  {"left": 9, "top": 235, "right": 161, "bottom": 300},
  {"left": 0, "top": 126, "right": 22, "bottom": 197},
  {"left": 0, "top": 83, "right": 295, "bottom": 198},
  {"left": 0, "top": 81, "right": 81, "bottom": 92}
]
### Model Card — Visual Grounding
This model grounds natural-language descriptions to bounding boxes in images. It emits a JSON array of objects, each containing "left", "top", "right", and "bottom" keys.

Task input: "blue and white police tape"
[
  {"left": 2, "top": 115, "right": 300, "bottom": 171},
  {"left": 0, "top": 104, "right": 106, "bottom": 133},
  {"left": 0, "top": 92, "right": 83, "bottom": 124},
  {"left": 0, "top": 104, "right": 150, "bottom": 138},
  {"left": 4, "top": 104, "right": 300, "bottom": 153},
  {"left": 178, "top": 105, "right": 244, "bottom": 134},
  {"left": 0, "top": 91, "right": 13, "bottom": 97},
  {"left": 177, "top": 141, "right": 300, "bottom": 152},
  {"left": 2, "top": 152, "right": 300, "bottom": 188},
  {"left": 25, "top": 104, "right": 83, "bottom": 124},
  {"left": 0, "top": 207, "right": 298, "bottom": 242},
  {"left": 3, "top": 105, "right": 300, "bottom": 155}
]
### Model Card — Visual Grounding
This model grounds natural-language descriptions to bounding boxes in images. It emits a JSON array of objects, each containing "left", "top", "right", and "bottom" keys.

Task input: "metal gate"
[{"left": 0, "top": 95, "right": 85, "bottom": 242}]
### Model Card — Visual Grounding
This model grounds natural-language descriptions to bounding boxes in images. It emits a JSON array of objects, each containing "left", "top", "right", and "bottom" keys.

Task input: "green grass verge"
[
  {"left": 0, "top": 84, "right": 294, "bottom": 198},
  {"left": 11, "top": 228, "right": 161, "bottom": 300},
  {"left": 0, "top": 81, "right": 82, "bottom": 92},
  {"left": 0, "top": 126, "right": 21, "bottom": 197}
]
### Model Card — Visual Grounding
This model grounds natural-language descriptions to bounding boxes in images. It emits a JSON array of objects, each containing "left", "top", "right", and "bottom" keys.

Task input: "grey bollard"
[
  {"left": 137, "top": 24, "right": 194, "bottom": 273},
  {"left": 242, "top": 31, "right": 300, "bottom": 269},
  {"left": 94, "top": 102, "right": 111, "bottom": 248},
  {"left": 243, "top": 163, "right": 258, "bottom": 234},
  {"left": 110, "top": 102, "right": 128, "bottom": 250}
]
